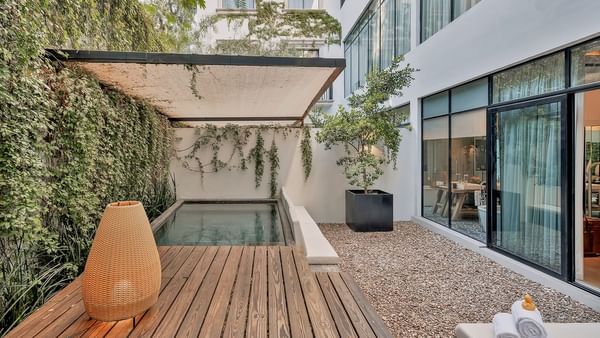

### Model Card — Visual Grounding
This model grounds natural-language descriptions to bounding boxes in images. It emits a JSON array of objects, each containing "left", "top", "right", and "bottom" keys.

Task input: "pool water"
[{"left": 154, "top": 203, "right": 285, "bottom": 245}]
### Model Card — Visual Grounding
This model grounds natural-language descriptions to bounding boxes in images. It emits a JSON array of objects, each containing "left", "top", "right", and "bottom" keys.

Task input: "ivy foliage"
[
  {"left": 316, "top": 57, "right": 415, "bottom": 193},
  {"left": 176, "top": 124, "right": 311, "bottom": 198},
  {"left": 0, "top": 1, "right": 174, "bottom": 333},
  {"left": 142, "top": 0, "right": 208, "bottom": 52},
  {"left": 213, "top": 0, "right": 341, "bottom": 56}
]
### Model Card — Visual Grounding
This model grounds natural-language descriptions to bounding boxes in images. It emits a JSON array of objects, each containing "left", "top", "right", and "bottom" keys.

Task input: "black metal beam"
[{"left": 45, "top": 49, "right": 346, "bottom": 69}]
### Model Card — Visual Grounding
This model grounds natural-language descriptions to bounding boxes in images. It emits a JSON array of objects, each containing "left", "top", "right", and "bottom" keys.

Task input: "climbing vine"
[
  {"left": 209, "top": 0, "right": 341, "bottom": 56},
  {"left": 0, "top": 1, "right": 176, "bottom": 333},
  {"left": 268, "top": 140, "right": 280, "bottom": 198},
  {"left": 301, "top": 126, "right": 313, "bottom": 181},
  {"left": 175, "top": 124, "right": 312, "bottom": 198}
]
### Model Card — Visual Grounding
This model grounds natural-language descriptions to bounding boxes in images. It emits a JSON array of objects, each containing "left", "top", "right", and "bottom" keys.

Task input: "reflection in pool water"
[{"left": 154, "top": 203, "right": 284, "bottom": 246}]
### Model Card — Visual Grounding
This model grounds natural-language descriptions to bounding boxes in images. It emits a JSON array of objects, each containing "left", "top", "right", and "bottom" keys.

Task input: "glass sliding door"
[
  {"left": 423, "top": 116, "right": 450, "bottom": 226},
  {"left": 489, "top": 96, "right": 568, "bottom": 274}
]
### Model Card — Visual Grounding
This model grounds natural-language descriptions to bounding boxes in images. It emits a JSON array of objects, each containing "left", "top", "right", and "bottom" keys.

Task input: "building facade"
[{"left": 321, "top": 0, "right": 600, "bottom": 297}]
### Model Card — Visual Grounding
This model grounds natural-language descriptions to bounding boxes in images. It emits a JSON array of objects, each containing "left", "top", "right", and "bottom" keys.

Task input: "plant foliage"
[
  {"left": 176, "top": 124, "right": 310, "bottom": 198},
  {"left": 316, "top": 57, "right": 415, "bottom": 193},
  {"left": 0, "top": 1, "right": 175, "bottom": 333},
  {"left": 212, "top": 0, "right": 341, "bottom": 56}
]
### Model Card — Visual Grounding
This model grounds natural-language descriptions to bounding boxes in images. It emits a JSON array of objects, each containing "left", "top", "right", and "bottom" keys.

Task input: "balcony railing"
[{"left": 319, "top": 86, "right": 333, "bottom": 102}]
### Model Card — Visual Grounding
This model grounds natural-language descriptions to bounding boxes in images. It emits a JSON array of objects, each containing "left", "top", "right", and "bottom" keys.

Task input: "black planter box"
[{"left": 345, "top": 189, "right": 393, "bottom": 232}]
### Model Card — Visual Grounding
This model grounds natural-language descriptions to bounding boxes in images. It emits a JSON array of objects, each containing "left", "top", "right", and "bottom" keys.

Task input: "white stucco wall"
[{"left": 170, "top": 127, "right": 416, "bottom": 223}]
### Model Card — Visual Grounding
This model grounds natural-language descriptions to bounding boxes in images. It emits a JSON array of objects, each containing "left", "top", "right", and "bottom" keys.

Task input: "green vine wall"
[
  {"left": 175, "top": 125, "right": 312, "bottom": 198},
  {"left": 0, "top": 1, "right": 174, "bottom": 333}
]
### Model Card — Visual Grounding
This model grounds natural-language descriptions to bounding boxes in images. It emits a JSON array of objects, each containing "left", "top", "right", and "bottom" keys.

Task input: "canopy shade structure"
[{"left": 45, "top": 49, "right": 345, "bottom": 124}]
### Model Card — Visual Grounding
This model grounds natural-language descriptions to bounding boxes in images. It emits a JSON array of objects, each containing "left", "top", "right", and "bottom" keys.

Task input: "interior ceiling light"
[{"left": 584, "top": 50, "right": 600, "bottom": 56}]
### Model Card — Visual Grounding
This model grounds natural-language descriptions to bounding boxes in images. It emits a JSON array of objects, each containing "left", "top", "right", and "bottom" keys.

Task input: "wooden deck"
[{"left": 6, "top": 246, "right": 391, "bottom": 337}]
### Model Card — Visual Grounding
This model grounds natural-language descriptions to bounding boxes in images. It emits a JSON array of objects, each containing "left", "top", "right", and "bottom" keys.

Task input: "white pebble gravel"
[{"left": 319, "top": 222, "right": 600, "bottom": 337}]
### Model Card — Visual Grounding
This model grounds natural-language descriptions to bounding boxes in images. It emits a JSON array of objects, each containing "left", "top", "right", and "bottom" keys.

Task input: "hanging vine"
[
  {"left": 301, "top": 126, "right": 312, "bottom": 181},
  {"left": 176, "top": 124, "right": 309, "bottom": 197},
  {"left": 249, "top": 131, "right": 265, "bottom": 188},
  {"left": 268, "top": 139, "right": 280, "bottom": 198}
]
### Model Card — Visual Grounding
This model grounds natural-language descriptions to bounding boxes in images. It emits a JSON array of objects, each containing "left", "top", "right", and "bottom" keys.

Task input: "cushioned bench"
[{"left": 455, "top": 323, "right": 600, "bottom": 338}]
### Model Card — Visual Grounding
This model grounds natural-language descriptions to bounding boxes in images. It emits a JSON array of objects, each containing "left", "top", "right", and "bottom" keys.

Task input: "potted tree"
[{"left": 316, "top": 57, "right": 414, "bottom": 231}]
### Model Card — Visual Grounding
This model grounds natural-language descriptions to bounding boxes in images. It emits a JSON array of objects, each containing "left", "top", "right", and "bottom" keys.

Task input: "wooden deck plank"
[
  {"left": 293, "top": 249, "right": 339, "bottom": 338},
  {"left": 316, "top": 272, "right": 358, "bottom": 338},
  {"left": 35, "top": 299, "right": 86, "bottom": 337},
  {"left": 152, "top": 246, "right": 218, "bottom": 337},
  {"left": 223, "top": 246, "right": 255, "bottom": 338},
  {"left": 340, "top": 272, "right": 393, "bottom": 338},
  {"left": 6, "top": 246, "right": 391, "bottom": 338},
  {"left": 280, "top": 246, "right": 312, "bottom": 338},
  {"left": 199, "top": 246, "right": 243, "bottom": 337},
  {"left": 162, "top": 246, "right": 194, "bottom": 278},
  {"left": 129, "top": 246, "right": 204, "bottom": 338},
  {"left": 5, "top": 278, "right": 82, "bottom": 338},
  {"left": 246, "top": 246, "right": 268, "bottom": 338},
  {"left": 329, "top": 273, "right": 376, "bottom": 338},
  {"left": 6, "top": 283, "right": 83, "bottom": 338},
  {"left": 268, "top": 246, "right": 290, "bottom": 338},
  {"left": 177, "top": 246, "right": 231, "bottom": 337}
]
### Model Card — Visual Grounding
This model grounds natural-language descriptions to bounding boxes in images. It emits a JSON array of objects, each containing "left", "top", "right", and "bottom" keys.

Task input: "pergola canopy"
[{"left": 46, "top": 49, "right": 345, "bottom": 124}]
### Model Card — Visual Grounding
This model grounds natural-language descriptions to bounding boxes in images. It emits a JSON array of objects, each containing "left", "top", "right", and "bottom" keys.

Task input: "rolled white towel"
[
  {"left": 493, "top": 313, "right": 520, "bottom": 338},
  {"left": 511, "top": 301, "right": 548, "bottom": 338}
]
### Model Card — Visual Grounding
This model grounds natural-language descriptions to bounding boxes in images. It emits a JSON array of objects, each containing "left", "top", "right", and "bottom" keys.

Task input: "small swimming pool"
[{"left": 154, "top": 202, "right": 287, "bottom": 246}]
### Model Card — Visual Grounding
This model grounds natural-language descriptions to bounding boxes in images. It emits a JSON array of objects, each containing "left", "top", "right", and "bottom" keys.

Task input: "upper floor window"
[
  {"left": 222, "top": 0, "right": 256, "bottom": 9},
  {"left": 420, "top": 0, "right": 480, "bottom": 42},
  {"left": 344, "top": 0, "right": 412, "bottom": 97},
  {"left": 288, "top": 0, "right": 315, "bottom": 9}
]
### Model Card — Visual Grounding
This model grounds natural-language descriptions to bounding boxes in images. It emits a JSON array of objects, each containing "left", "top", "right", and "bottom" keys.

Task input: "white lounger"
[{"left": 455, "top": 323, "right": 600, "bottom": 338}]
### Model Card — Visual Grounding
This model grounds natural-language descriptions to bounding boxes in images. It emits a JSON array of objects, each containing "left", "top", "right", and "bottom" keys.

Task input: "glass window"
[
  {"left": 351, "top": 37, "right": 360, "bottom": 91},
  {"left": 452, "top": 0, "right": 480, "bottom": 19},
  {"left": 358, "top": 23, "right": 369, "bottom": 87},
  {"left": 395, "top": 0, "right": 411, "bottom": 56},
  {"left": 344, "top": 47, "right": 351, "bottom": 97},
  {"left": 493, "top": 100, "right": 564, "bottom": 273},
  {"left": 423, "top": 116, "right": 450, "bottom": 226},
  {"left": 423, "top": 91, "right": 449, "bottom": 118},
  {"left": 421, "top": 0, "right": 451, "bottom": 42},
  {"left": 451, "top": 78, "right": 488, "bottom": 112},
  {"left": 288, "top": 0, "right": 314, "bottom": 9},
  {"left": 492, "top": 53, "right": 565, "bottom": 103},
  {"left": 571, "top": 38, "right": 600, "bottom": 87},
  {"left": 369, "top": 8, "right": 380, "bottom": 72},
  {"left": 223, "top": 0, "right": 255, "bottom": 9},
  {"left": 450, "top": 109, "right": 486, "bottom": 242},
  {"left": 381, "top": 0, "right": 395, "bottom": 69}
]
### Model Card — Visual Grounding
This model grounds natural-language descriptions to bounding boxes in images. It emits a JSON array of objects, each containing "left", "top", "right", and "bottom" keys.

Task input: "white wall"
[{"left": 171, "top": 127, "right": 416, "bottom": 223}]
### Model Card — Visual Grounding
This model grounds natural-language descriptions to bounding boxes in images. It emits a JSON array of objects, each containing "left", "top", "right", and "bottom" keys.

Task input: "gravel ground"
[{"left": 319, "top": 222, "right": 600, "bottom": 337}]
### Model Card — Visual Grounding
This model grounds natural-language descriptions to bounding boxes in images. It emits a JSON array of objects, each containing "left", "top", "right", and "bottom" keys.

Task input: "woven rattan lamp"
[{"left": 82, "top": 201, "right": 161, "bottom": 321}]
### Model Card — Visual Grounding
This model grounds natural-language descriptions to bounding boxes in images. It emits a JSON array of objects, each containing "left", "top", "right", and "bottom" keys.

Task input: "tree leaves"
[{"left": 316, "top": 57, "right": 415, "bottom": 192}]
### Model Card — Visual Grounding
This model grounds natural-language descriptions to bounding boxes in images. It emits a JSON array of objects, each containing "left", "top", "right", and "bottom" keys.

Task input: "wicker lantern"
[{"left": 82, "top": 201, "right": 161, "bottom": 321}]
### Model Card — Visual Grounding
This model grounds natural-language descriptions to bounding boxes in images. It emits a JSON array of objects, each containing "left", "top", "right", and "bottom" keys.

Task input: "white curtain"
[
  {"left": 453, "top": 0, "right": 480, "bottom": 18},
  {"left": 493, "top": 53, "right": 565, "bottom": 103},
  {"left": 395, "top": 0, "right": 411, "bottom": 55},
  {"left": 498, "top": 102, "right": 562, "bottom": 272},
  {"left": 421, "top": 0, "right": 451, "bottom": 41}
]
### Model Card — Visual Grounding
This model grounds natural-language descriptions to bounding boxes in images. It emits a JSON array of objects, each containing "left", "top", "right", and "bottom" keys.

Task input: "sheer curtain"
[
  {"left": 395, "top": 0, "right": 411, "bottom": 56},
  {"left": 453, "top": 0, "right": 480, "bottom": 18},
  {"left": 493, "top": 53, "right": 565, "bottom": 103},
  {"left": 288, "top": 0, "right": 313, "bottom": 9},
  {"left": 381, "top": 0, "right": 395, "bottom": 69},
  {"left": 497, "top": 103, "right": 562, "bottom": 272},
  {"left": 421, "top": 0, "right": 451, "bottom": 41}
]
